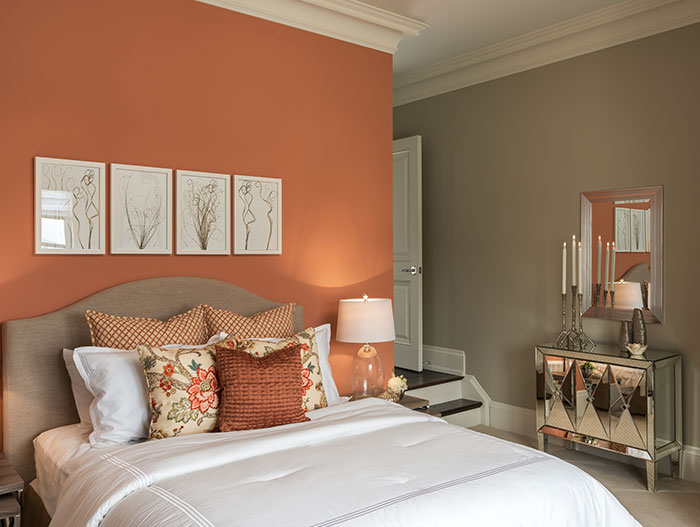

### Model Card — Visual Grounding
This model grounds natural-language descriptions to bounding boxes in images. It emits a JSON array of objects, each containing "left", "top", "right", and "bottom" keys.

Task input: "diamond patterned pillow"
[
  {"left": 136, "top": 343, "right": 221, "bottom": 440},
  {"left": 216, "top": 327, "right": 327, "bottom": 412},
  {"left": 216, "top": 343, "right": 309, "bottom": 432},
  {"left": 204, "top": 303, "right": 295, "bottom": 338},
  {"left": 85, "top": 305, "right": 209, "bottom": 349}
]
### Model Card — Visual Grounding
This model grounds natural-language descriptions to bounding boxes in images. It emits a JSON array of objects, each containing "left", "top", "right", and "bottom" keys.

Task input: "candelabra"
[
  {"left": 554, "top": 285, "right": 595, "bottom": 352},
  {"left": 595, "top": 283, "right": 601, "bottom": 308}
]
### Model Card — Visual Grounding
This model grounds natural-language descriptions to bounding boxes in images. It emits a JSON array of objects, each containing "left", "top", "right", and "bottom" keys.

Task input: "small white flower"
[{"left": 387, "top": 376, "right": 407, "bottom": 393}]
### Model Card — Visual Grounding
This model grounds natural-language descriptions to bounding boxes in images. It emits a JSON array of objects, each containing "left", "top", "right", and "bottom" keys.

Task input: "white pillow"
[
  {"left": 258, "top": 324, "right": 340, "bottom": 406},
  {"left": 314, "top": 324, "right": 340, "bottom": 405},
  {"left": 69, "top": 333, "right": 228, "bottom": 446},
  {"left": 73, "top": 347, "right": 150, "bottom": 447},
  {"left": 62, "top": 349, "right": 94, "bottom": 429}
]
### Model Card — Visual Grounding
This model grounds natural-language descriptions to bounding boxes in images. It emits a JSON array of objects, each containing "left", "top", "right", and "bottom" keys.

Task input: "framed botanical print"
[
  {"left": 176, "top": 170, "right": 231, "bottom": 255},
  {"left": 234, "top": 175, "right": 282, "bottom": 255},
  {"left": 35, "top": 157, "right": 106, "bottom": 254},
  {"left": 614, "top": 207, "right": 631, "bottom": 253},
  {"left": 110, "top": 164, "right": 172, "bottom": 254}
]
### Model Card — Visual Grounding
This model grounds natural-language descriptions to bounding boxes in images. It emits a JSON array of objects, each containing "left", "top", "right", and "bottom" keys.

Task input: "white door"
[{"left": 393, "top": 136, "right": 423, "bottom": 371}]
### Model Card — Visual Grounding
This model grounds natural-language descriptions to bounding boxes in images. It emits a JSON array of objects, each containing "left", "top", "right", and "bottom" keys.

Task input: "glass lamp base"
[{"left": 352, "top": 344, "right": 385, "bottom": 399}]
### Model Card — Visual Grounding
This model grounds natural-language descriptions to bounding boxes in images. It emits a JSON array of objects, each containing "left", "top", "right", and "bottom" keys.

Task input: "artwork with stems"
[
  {"left": 176, "top": 170, "right": 230, "bottom": 255},
  {"left": 234, "top": 175, "right": 282, "bottom": 255},
  {"left": 111, "top": 164, "right": 172, "bottom": 254},
  {"left": 614, "top": 207, "right": 631, "bottom": 253},
  {"left": 630, "top": 208, "right": 646, "bottom": 253},
  {"left": 34, "top": 157, "right": 106, "bottom": 254}
]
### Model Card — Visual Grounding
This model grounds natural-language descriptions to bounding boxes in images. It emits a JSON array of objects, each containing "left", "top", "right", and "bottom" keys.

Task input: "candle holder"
[
  {"left": 610, "top": 290, "right": 615, "bottom": 309},
  {"left": 554, "top": 293, "right": 568, "bottom": 348},
  {"left": 603, "top": 289, "right": 608, "bottom": 308},
  {"left": 555, "top": 286, "right": 595, "bottom": 352},
  {"left": 578, "top": 293, "right": 595, "bottom": 350},
  {"left": 595, "top": 283, "right": 602, "bottom": 308},
  {"left": 566, "top": 285, "right": 578, "bottom": 350}
]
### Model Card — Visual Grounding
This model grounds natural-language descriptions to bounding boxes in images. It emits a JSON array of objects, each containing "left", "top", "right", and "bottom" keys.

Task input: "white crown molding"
[
  {"left": 195, "top": 0, "right": 427, "bottom": 54},
  {"left": 394, "top": 0, "right": 700, "bottom": 106}
]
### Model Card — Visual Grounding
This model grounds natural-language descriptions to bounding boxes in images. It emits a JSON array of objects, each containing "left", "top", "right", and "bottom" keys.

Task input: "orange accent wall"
[
  {"left": 590, "top": 201, "right": 651, "bottom": 284},
  {"left": 0, "top": 0, "right": 394, "bottom": 395}
]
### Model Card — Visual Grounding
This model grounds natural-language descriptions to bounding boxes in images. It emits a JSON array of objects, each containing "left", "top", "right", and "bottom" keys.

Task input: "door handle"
[{"left": 400, "top": 265, "right": 418, "bottom": 275}]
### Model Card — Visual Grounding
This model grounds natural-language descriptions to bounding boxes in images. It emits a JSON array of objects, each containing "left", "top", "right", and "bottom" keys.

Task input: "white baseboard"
[
  {"left": 684, "top": 445, "right": 700, "bottom": 483},
  {"left": 489, "top": 401, "right": 537, "bottom": 439},
  {"left": 487, "top": 401, "right": 700, "bottom": 483},
  {"left": 422, "top": 345, "right": 465, "bottom": 376}
]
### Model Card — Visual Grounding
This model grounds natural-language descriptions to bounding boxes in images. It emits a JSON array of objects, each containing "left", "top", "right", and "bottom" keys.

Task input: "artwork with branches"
[
  {"left": 176, "top": 170, "right": 231, "bottom": 255},
  {"left": 111, "top": 164, "right": 172, "bottom": 254},
  {"left": 35, "top": 157, "right": 106, "bottom": 254},
  {"left": 234, "top": 175, "right": 282, "bottom": 254}
]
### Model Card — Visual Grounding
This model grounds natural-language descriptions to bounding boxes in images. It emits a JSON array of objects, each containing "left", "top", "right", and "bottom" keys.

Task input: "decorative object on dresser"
[
  {"left": 233, "top": 175, "right": 282, "bottom": 255},
  {"left": 34, "top": 156, "right": 106, "bottom": 254},
  {"left": 618, "top": 320, "right": 633, "bottom": 352},
  {"left": 536, "top": 343, "right": 682, "bottom": 491},
  {"left": 632, "top": 308, "right": 647, "bottom": 345},
  {"left": 110, "top": 163, "right": 172, "bottom": 254},
  {"left": 555, "top": 236, "right": 594, "bottom": 352},
  {"left": 336, "top": 295, "right": 396, "bottom": 399},
  {"left": 378, "top": 373, "right": 408, "bottom": 402},
  {"left": 175, "top": 170, "right": 231, "bottom": 255},
  {"left": 0, "top": 454, "right": 23, "bottom": 527}
]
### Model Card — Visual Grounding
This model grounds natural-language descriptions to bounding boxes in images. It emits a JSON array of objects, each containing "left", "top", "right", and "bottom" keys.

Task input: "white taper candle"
[
  {"left": 578, "top": 241, "right": 582, "bottom": 291},
  {"left": 604, "top": 242, "right": 610, "bottom": 292},
  {"left": 611, "top": 242, "right": 616, "bottom": 292},
  {"left": 597, "top": 236, "right": 602, "bottom": 284},
  {"left": 562, "top": 242, "right": 567, "bottom": 294},
  {"left": 571, "top": 235, "right": 577, "bottom": 286}
]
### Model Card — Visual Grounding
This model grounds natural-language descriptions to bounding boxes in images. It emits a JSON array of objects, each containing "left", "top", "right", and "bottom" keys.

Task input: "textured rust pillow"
[
  {"left": 204, "top": 303, "right": 295, "bottom": 338},
  {"left": 85, "top": 305, "right": 209, "bottom": 349},
  {"left": 216, "top": 343, "right": 309, "bottom": 432}
]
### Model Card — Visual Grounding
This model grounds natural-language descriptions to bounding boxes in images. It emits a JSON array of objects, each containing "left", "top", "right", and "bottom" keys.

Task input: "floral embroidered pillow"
[
  {"left": 136, "top": 343, "right": 221, "bottom": 440},
  {"left": 217, "top": 327, "right": 327, "bottom": 412}
]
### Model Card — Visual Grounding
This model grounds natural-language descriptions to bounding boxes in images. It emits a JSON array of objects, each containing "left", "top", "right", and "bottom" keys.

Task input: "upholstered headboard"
[{"left": 1, "top": 277, "right": 303, "bottom": 483}]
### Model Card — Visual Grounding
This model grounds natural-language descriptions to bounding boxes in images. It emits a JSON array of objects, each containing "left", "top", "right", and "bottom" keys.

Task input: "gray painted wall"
[{"left": 394, "top": 23, "right": 700, "bottom": 447}]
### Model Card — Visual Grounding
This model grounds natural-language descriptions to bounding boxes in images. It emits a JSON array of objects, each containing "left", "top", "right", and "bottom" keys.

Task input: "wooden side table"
[{"left": 0, "top": 455, "right": 23, "bottom": 526}]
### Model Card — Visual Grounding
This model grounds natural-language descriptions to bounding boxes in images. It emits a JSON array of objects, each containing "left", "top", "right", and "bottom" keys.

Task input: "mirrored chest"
[{"left": 535, "top": 343, "right": 682, "bottom": 491}]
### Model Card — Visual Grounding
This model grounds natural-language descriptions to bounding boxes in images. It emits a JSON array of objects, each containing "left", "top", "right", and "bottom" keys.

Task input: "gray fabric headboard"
[{"left": 1, "top": 276, "right": 303, "bottom": 483}]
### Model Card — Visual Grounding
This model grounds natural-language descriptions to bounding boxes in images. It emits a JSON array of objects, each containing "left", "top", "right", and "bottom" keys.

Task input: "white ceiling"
[{"left": 363, "top": 0, "right": 631, "bottom": 76}]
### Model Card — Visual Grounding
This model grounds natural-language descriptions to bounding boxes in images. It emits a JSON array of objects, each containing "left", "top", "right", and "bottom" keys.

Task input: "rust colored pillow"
[
  {"left": 85, "top": 305, "right": 209, "bottom": 349},
  {"left": 216, "top": 343, "right": 309, "bottom": 432},
  {"left": 204, "top": 303, "right": 295, "bottom": 338}
]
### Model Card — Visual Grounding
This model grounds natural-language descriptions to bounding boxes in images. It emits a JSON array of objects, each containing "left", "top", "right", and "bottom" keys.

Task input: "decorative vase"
[
  {"left": 632, "top": 308, "right": 647, "bottom": 345},
  {"left": 618, "top": 321, "right": 632, "bottom": 352}
]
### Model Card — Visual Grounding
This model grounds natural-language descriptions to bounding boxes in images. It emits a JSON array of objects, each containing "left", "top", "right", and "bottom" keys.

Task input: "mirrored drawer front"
[{"left": 538, "top": 355, "right": 648, "bottom": 449}]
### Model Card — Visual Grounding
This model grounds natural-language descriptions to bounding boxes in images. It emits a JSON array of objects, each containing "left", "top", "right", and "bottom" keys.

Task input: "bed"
[{"left": 2, "top": 277, "right": 640, "bottom": 526}]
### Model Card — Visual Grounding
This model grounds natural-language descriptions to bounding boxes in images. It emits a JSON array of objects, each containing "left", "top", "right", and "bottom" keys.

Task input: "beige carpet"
[{"left": 470, "top": 425, "right": 700, "bottom": 527}]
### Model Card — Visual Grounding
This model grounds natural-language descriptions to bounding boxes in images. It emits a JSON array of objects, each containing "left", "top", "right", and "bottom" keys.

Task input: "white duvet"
[{"left": 50, "top": 399, "right": 639, "bottom": 527}]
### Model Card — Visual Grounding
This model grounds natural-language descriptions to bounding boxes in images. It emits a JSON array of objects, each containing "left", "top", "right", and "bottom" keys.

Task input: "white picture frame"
[
  {"left": 630, "top": 209, "right": 646, "bottom": 253},
  {"left": 645, "top": 209, "right": 651, "bottom": 252},
  {"left": 234, "top": 175, "right": 282, "bottom": 255},
  {"left": 34, "top": 157, "right": 106, "bottom": 254},
  {"left": 176, "top": 170, "right": 231, "bottom": 255},
  {"left": 614, "top": 207, "right": 631, "bottom": 253},
  {"left": 110, "top": 164, "right": 172, "bottom": 254}
]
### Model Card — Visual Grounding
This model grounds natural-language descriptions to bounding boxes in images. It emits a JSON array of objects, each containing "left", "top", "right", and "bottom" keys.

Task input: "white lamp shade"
[
  {"left": 614, "top": 281, "right": 644, "bottom": 309},
  {"left": 336, "top": 298, "right": 395, "bottom": 343}
]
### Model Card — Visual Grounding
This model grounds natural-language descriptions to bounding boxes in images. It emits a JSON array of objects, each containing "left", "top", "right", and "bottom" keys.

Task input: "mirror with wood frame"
[{"left": 580, "top": 186, "right": 663, "bottom": 323}]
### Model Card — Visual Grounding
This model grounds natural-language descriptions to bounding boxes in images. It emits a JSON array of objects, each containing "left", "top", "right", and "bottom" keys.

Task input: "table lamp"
[
  {"left": 336, "top": 295, "right": 395, "bottom": 399},
  {"left": 613, "top": 280, "right": 644, "bottom": 309}
]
